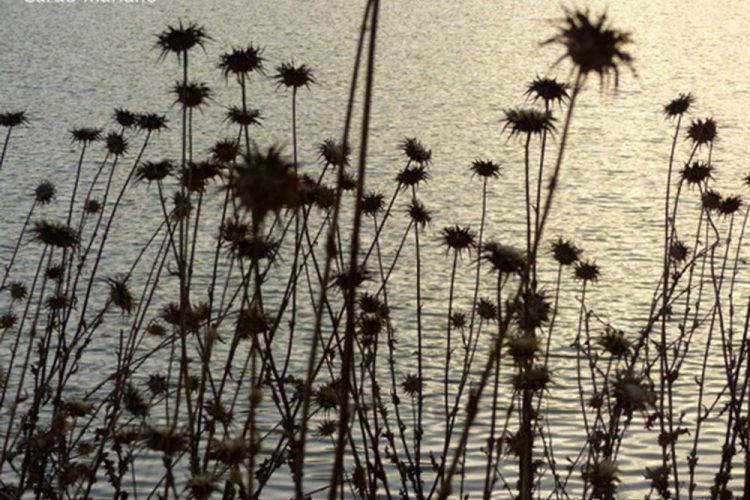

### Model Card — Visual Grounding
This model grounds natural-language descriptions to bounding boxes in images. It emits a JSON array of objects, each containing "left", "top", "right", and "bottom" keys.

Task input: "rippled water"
[{"left": 2, "top": 0, "right": 750, "bottom": 497}]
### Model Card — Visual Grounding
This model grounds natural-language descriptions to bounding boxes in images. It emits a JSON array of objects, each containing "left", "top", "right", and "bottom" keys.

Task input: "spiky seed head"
[
  {"left": 481, "top": 242, "right": 526, "bottom": 275},
  {"left": 135, "top": 160, "right": 174, "bottom": 183},
  {"left": 84, "top": 199, "right": 102, "bottom": 215},
  {"left": 718, "top": 195, "right": 742, "bottom": 217},
  {"left": 31, "top": 221, "right": 79, "bottom": 249},
  {"left": 502, "top": 108, "right": 556, "bottom": 138},
  {"left": 180, "top": 161, "right": 222, "bottom": 193},
  {"left": 669, "top": 240, "right": 689, "bottom": 262},
  {"left": 0, "top": 111, "right": 29, "bottom": 128},
  {"left": 34, "top": 181, "right": 56, "bottom": 205},
  {"left": 318, "top": 139, "right": 351, "bottom": 167},
  {"left": 218, "top": 45, "right": 264, "bottom": 78},
  {"left": 401, "top": 374, "right": 422, "bottom": 397},
  {"left": 525, "top": 77, "right": 569, "bottom": 105},
  {"left": 70, "top": 128, "right": 102, "bottom": 144},
  {"left": 188, "top": 473, "right": 218, "bottom": 500},
  {"left": 8, "top": 282, "right": 27, "bottom": 301},
  {"left": 470, "top": 159, "right": 501, "bottom": 179},
  {"left": 0, "top": 312, "right": 16, "bottom": 330},
  {"left": 516, "top": 291, "right": 552, "bottom": 331},
  {"left": 450, "top": 312, "right": 467, "bottom": 329},
  {"left": 136, "top": 113, "right": 169, "bottom": 132},
  {"left": 551, "top": 237, "right": 582, "bottom": 266},
  {"left": 274, "top": 62, "right": 315, "bottom": 89},
  {"left": 399, "top": 137, "right": 431, "bottom": 165},
  {"left": 507, "top": 333, "right": 540, "bottom": 363},
  {"left": 663, "top": 93, "right": 694, "bottom": 118},
  {"left": 45, "top": 264, "right": 64, "bottom": 281},
  {"left": 108, "top": 277, "right": 135, "bottom": 315},
  {"left": 113, "top": 108, "right": 137, "bottom": 128},
  {"left": 317, "top": 419, "right": 337, "bottom": 437},
  {"left": 476, "top": 297, "right": 498, "bottom": 321},
  {"left": 680, "top": 161, "right": 712, "bottom": 186},
  {"left": 155, "top": 20, "right": 209, "bottom": 60},
  {"left": 440, "top": 225, "right": 476, "bottom": 254},
  {"left": 210, "top": 139, "right": 240, "bottom": 164},
  {"left": 225, "top": 106, "right": 263, "bottom": 127},
  {"left": 599, "top": 328, "right": 631, "bottom": 358},
  {"left": 545, "top": 9, "right": 633, "bottom": 88},
  {"left": 408, "top": 199, "right": 432, "bottom": 228},
  {"left": 686, "top": 118, "right": 717, "bottom": 147},
  {"left": 362, "top": 192, "right": 384, "bottom": 215},
  {"left": 331, "top": 267, "right": 370, "bottom": 292},
  {"left": 173, "top": 81, "right": 212, "bottom": 109},
  {"left": 209, "top": 437, "right": 248, "bottom": 466},
  {"left": 230, "top": 145, "right": 298, "bottom": 221},
  {"left": 142, "top": 426, "right": 186, "bottom": 455},
  {"left": 574, "top": 260, "right": 600, "bottom": 283},
  {"left": 171, "top": 191, "right": 192, "bottom": 221},
  {"left": 395, "top": 165, "right": 429, "bottom": 188},
  {"left": 105, "top": 132, "right": 128, "bottom": 156},
  {"left": 702, "top": 189, "right": 721, "bottom": 211},
  {"left": 513, "top": 366, "right": 551, "bottom": 392},
  {"left": 146, "top": 374, "right": 168, "bottom": 395}
]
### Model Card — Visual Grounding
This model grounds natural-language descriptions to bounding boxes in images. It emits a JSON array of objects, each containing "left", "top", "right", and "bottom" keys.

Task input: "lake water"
[{"left": 2, "top": 0, "right": 750, "bottom": 497}]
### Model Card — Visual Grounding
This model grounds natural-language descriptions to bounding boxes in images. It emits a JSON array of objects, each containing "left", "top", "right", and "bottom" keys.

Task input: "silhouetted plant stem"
[
  {"left": 329, "top": 1, "right": 379, "bottom": 497},
  {"left": 295, "top": 0, "right": 372, "bottom": 495}
]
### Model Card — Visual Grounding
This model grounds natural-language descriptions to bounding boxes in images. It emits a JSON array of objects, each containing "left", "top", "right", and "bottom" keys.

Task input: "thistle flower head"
[
  {"left": 516, "top": 290, "right": 552, "bottom": 331},
  {"left": 210, "top": 139, "right": 241, "bottom": 164},
  {"left": 663, "top": 93, "right": 694, "bottom": 118},
  {"left": 476, "top": 297, "right": 498, "bottom": 321},
  {"left": 105, "top": 132, "right": 128, "bottom": 156},
  {"left": 31, "top": 221, "right": 79, "bottom": 249},
  {"left": 34, "top": 181, "right": 56, "bottom": 204},
  {"left": 180, "top": 160, "right": 223, "bottom": 193},
  {"left": 209, "top": 437, "right": 248, "bottom": 466},
  {"left": 451, "top": 312, "right": 467, "bottom": 329},
  {"left": 702, "top": 189, "right": 721, "bottom": 211},
  {"left": 395, "top": 165, "right": 429, "bottom": 188},
  {"left": 318, "top": 139, "right": 351, "bottom": 167},
  {"left": 107, "top": 277, "right": 135, "bottom": 315},
  {"left": 582, "top": 459, "right": 620, "bottom": 498},
  {"left": 718, "top": 195, "right": 742, "bottom": 217},
  {"left": 470, "top": 159, "right": 501, "bottom": 179},
  {"left": 399, "top": 137, "right": 431, "bottom": 165},
  {"left": 155, "top": 21, "right": 209, "bottom": 61},
  {"left": 70, "top": 128, "right": 102, "bottom": 144},
  {"left": 680, "top": 161, "right": 712, "bottom": 186},
  {"left": 507, "top": 333, "right": 540, "bottom": 363},
  {"left": 171, "top": 191, "right": 193, "bottom": 221},
  {"left": 314, "top": 379, "right": 342, "bottom": 410},
  {"left": 481, "top": 241, "right": 526, "bottom": 275},
  {"left": 172, "top": 81, "right": 212, "bottom": 109},
  {"left": 8, "top": 281, "right": 27, "bottom": 301},
  {"left": 84, "top": 199, "right": 102, "bottom": 215},
  {"left": 274, "top": 61, "right": 315, "bottom": 89},
  {"left": 230, "top": 145, "right": 299, "bottom": 221},
  {"left": 686, "top": 118, "right": 717, "bottom": 147},
  {"left": 113, "top": 108, "right": 137, "bottom": 128},
  {"left": 218, "top": 45, "right": 264, "bottom": 78},
  {"left": 513, "top": 366, "right": 551, "bottom": 392},
  {"left": 225, "top": 106, "right": 262, "bottom": 127},
  {"left": 613, "top": 371, "right": 655, "bottom": 416},
  {"left": 0, "top": 111, "right": 29, "bottom": 128},
  {"left": 669, "top": 240, "right": 689, "bottom": 262},
  {"left": 331, "top": 267, "right": 370, "bottom": 292},
  {"left": 525, "top": 77, "right": 569, "bottom": 105},
  {"left": 545, "top": 9, "right": 633, "bottom": 88},
  {"left": 136, "top": 113, "right": 169, "bottom": 133},
  {"left": 502, "top": 108, "right": 556, "bottom": 138},
  {"left": 401, "top": 374, "right": 422, "bottom": 397},
  {"left": 188, "top": 473, "right": 219, "bottom": 500},
  {"left": 0, "top": 313, "right": 16, "bottom": 330},
  {"left": 574, "top": 260, "right": 600, "bottom": 283},
  {"left": 135, "top": 160, "right": 174, "bottom": 183},
  {"left": 599, "top": 327, "right": 631, "bottom": 358},
  {"left": 362, "top": 192, "right": 384, "bottom": 215},
  {"left": 408, "top": 199, "right": 432, "bottom": 228},
  {"left": 440, "top": 225, "right": 476, "bottom": 254},
  {"left": 551, "top": 237, "right": 582, "bottom": 266},
  {"left": 142, "top": 426, "right": 186, "bottom": 455}
]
